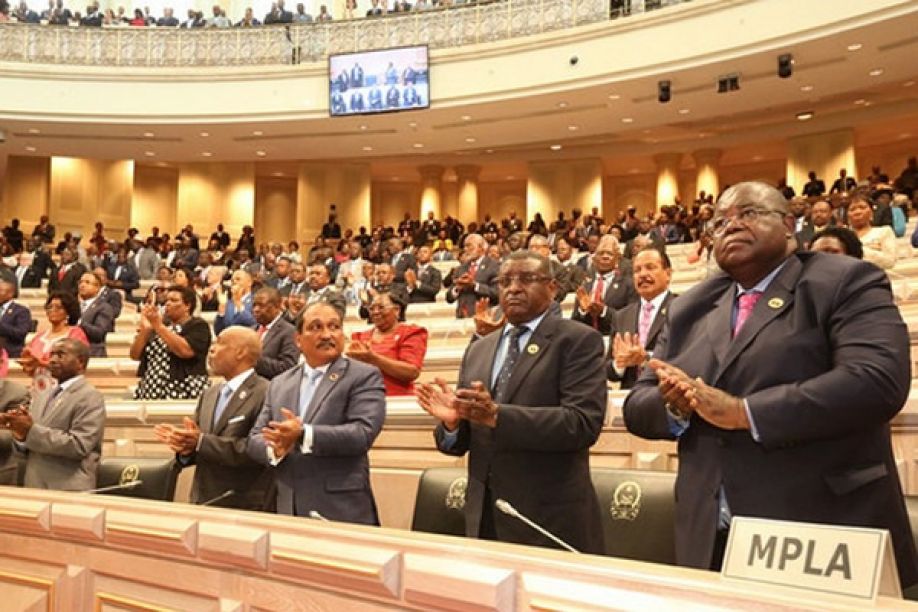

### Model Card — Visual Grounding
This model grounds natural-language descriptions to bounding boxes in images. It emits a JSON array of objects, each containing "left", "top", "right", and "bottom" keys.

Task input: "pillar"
[
  {"left": 418, "top": 165, "right": 444, "bottom": 219},
  {"left": 653, "top": 152, "right": 682, "bottom": 209},
  {"left": 455, "top": 164, "right": 481, "bottom": 224},
  {"left": 691, "top": 148, "right": 722, "bottom": 201}
]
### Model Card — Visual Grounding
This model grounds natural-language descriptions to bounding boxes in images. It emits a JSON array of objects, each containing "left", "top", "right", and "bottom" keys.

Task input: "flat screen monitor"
[{"left": 329, "top": 45, "right": 429, "bottom": 116}]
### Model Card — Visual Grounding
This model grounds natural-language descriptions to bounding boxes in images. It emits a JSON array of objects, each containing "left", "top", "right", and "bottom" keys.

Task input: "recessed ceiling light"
[
  {"left": 272, "top": 172, "right": 284, "bottom": 177},
  {"left": 255, "top": 150, "right": 267, "bottom": 157},
  {"left": 144, "top": 151, "right": 155, "bottom": 157},
  {"left": 899, "top": 133, "right": 912, "bottom": 140},
  {"left": 796, "top": 111, "right": 814, "bottom": 121},
  {"left": 752, "top": 155, "right": 763, "bottom": 162},
  {"left": 156, "top": 162, "right": 168, "bottom": 167},
  {"left": 362, "top": 146, "right": 373, "bottom": 151},
  {"left": 557, "top": 102, "right": 568, "bottom": 108},
  {"left": 199, "top": 131, "right": 209, "bottom": 137},
  {"left": 201, "top": 151, "right": 213, "bottom": 157},
  {"left": 392, "top": 177, "right": 399, "bottom": 181},
  {"left": 621, "top": 117, "right": 634, "bottom": 124},
  {"left": 678, "top": 108, "right": 690, "bottom": 115},
  {"left": 800, "top": 85, "right": 814, "bottom": 92},
  {"left": 25, "top": 146, "right": 36, "bottom": 152},
  {"left": 461, "top": 115, "right": 471, "bottom": 121},
  {"left": 847, "top": 43, "right": 863, "bottom": 51},
  {"left": 550, "top": 144, "right": 562, "bottom": 151},
  {"left": 465, "top": 137, "right": 476, "bottom": 143},
  {"left": 904, "top": 81, "right": 916, "bottom": 87},
  {"left": 485, "top": 149, "right": 494, "bottom": 154},
  {"left": 869, "top": 68, "right": 884, "bottom": 77},
  {"left": 27, "top": 128, "right": 40, "bottom": 134},
  {"left": 863, "top": 101, "right": 873, "bottom": 107},
  {"left": 413, "top": 143, "right": 424, "bottom": 149},
  {"left": 853, "top": 99, "right": 866, "bottom": 105},
  {"left": 628, "top": 168, "right": 639, "bottom": 174},
  {"left": 143, "top": 132, "right": 155, "bottom": 138},
  {"left": 567, "top": 125, "right": 579, "bottom": 131},
  {"left": 359, "top": 125, "right": 368, "bottom": 131},
  {"left": 506, "top": 175, "right": 515, "bottom": 180},
  {"left": 252, "top": 130, "right": 263, "bottom": 136},
  {"left": 408, "top": 122, "right": 417, "bottom": 128},
  {"left": 608, "top": 94, "right": 621, "bottom": 100}
]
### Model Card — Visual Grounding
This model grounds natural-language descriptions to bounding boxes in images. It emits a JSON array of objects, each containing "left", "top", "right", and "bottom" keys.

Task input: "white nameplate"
[{"left": 721, "top": 516, "right": 901, "bottom": 601}]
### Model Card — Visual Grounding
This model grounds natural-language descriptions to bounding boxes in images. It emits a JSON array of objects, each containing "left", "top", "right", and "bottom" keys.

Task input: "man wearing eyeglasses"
[
  {"left": 623, "top": 181, "right": 918, "bottom": 587},
  {"left": 418, "top": 251, "right": 607, "bottom": 554}
]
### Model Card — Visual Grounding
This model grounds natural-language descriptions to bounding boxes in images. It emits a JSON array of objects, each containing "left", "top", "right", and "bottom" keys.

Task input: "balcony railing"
[{"left": 0, "top": 0, "right": 687, "bottom": 67}]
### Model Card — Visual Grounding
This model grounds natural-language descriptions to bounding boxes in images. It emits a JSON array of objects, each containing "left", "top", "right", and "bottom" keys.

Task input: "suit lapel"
[
  {"left": 706, "top": 281, "right": 735, "bottom": 379},
  {"left": 500, "top": 315, "right": 556, "bottom": 402},
  {"left": 647, "top": 292, "right": 674, "bottom": 345},
  {"left": 199, "top": 385, "right": 220, "bottom": 434},
  {"left": 39, "top": 377, "right": 84, "bottom": 423},
  {"left": 302, "top": 358, "right": 348, "bottom": 424},
  {"left": 213, "top": 373, "right": 257, "bottom": 432}
]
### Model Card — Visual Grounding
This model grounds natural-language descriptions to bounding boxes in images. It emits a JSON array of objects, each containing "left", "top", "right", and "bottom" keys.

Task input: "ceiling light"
[
  {"left": 362, "top": 146, "right": 373, "bottom": 151},
  {"left": 608, "top": 94, "right": 621, "bottom": 100},
  {"left": 752, "top": 155, "right": 763, "bottom": 162},
  {"left": 847, "top": 43, "right": 862, "bottom": 51},
  {"left": 796, "top": 111, "right": 814, "bottom": 121},
  {"left": 568, "top": 125, "right": 579, "bottom": 131},
  {"left": 199, "top": 131, "right": 209, "bottom": 137},
  {"left": 27, "top": 128, "right": 40, "bottom": 134},
  {"left": 628, "top": 168, "right": 639, "bottom": 174},
  {"left": 255, "top": 150, "right": 267, "bottom": 157},
  {"left": 408, "top": 122, "right": 418, "bottom": 128},
  {"left": 621, "top": 117, "right": 634, "bottom": 124},
  {"left": 863, "top": 101, "right": 873, "bottom": 107},
  {"left": 557, "top": 102, "right": 568, "bottom": 108},
  {"left": 156, "top": 162, "right": 167, "bottom": 167},
  {"left": 678, "top": 108, "right": 690, "bottom": 115},
  {"left": 413, "top": 143, "right": 424, "bottom": 149},
  {"left": 904, "top": 81, "right": 916, "bottom": 87},
  {"left": 869, "top": 68, "right": 884, "bottom": 77},
  {"left": 143, "top": 132, "right": 155, "bottom": 138},
  {"left": 899, "top": 133, "right": 912, "bottom": 140},
  {"left": 800, "top": 85, "right": 814, "bottom": 92},
  {"left": 506, "top": 175, "right": 515, "bottom": 180},
  {"left": 465, "top": 137, "right": 476, "bottom": 143},
  {"left": 485, "top": 149, "right": 494, "bottom": 154},
  {"left": 201, "top": 151, "right": 213, "bottom": 157},
  {"left": 461, "top": 115, "right": 471, "bottom": 121},
  {"left": 550, "top": 144, "right": 562, "bottom": 151},
  {"left": 252, "top": 130, "right": 263, "bottom": 136},
  {"left": 144, "top": 151, "right": 155, "bottom": 157},
  {"left": 272, "top": 172, "right": 284, "bottom": 177},
  {"left": 392, "top": 177, "right": 399, "bottom": 181},
  {"left": 25, "top": 146, "right": 36, "bottom": 152},
  {"left": 359, "top": 125, "right": 368, "bottom": 131}
]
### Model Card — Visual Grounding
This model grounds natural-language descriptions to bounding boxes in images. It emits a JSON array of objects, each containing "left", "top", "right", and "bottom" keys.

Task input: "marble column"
[
  {"left": 691, "top": 148, "right": 722, "bottom": 201},
  {"left": 454, "top": 164, "right": 481, "bottom": 224},
  {"left": 653, "top": 152, "right": 682, "bottom": 209},
  {"left": 418, "top": 164, "right": 445, "bottom": 220}
]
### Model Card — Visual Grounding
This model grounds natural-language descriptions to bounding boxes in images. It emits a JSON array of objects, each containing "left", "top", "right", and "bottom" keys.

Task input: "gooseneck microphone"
[
  {"left": 308, "top": 510, "right": 329, "bottom": 521},
  {"left": 494, "top": 498, "right": 580, "bottom": 554},
  {"left": 84, "top": 480, "right": 144, "bottom": 494},
  {"left": 201, "top": 489, "right": 236, "bottom": 506}
]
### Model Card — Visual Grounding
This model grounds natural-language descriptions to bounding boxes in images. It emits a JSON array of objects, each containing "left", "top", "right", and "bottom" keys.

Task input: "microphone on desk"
[
  {"left": 308, "top": 510, "right": 329, "bottom": 522},
  {"left": 201, "top": 489, "right": 236, "bottom": 507},
  {"left": 494, "top": 498, "right": 580, "bottom": 554},
  {"left": 84, "top": 480, "right": 144, "bottom": 494}
]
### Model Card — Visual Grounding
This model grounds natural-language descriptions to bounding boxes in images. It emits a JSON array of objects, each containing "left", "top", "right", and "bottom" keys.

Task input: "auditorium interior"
[{"left": 1, "top": 0, "right": 918, "bottom": 608}]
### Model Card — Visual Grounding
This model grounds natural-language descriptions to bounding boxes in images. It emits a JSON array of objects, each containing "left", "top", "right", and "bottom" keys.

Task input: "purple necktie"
[
  {"left": 733, "top": 292, "right": 762, "bottom": 337},
  {"left": 638, "top": 301, "right": 655, "bottom": 346}
]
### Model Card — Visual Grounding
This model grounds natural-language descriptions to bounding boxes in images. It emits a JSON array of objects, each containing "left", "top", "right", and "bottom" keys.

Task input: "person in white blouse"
[{"left": 848, "top": 194, "right": 897, "bottom": 269}]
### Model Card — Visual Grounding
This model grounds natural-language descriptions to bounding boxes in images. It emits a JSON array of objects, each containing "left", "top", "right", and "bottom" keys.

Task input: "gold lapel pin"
[
  {"left": 239, "top": 391, "right": 247, "bottom": 400},
  {"left": 768, "top": 297, "right": 784, "bottom": 309},
  {"left": 527, "top": 344, "right": 539, "bottom": 355},
  {"left": 328, "top": 372, "right": 340, "bottom": 381}
]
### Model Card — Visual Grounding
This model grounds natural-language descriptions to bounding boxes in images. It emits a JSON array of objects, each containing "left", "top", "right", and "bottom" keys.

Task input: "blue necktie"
[
  {"left": 298, "top": 370, "right": 324, "bottom": 418},
  {"left": 492, "top": 326, "right": 527, "bottom": 403},
  {"left": 212, "top": 384, "right": 234, "bottom": 428}
]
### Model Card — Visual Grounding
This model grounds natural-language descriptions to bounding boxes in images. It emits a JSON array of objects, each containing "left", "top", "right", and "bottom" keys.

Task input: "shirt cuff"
[
  {"left": 665, "top": 409, "right": 690, "bottom": 437},
  {"left": 11, "top": 438, "right": 27, "bottom": 453},
  {"left": 440, "top": 425, "right": 459, "bottom": 450},
  {"left": 176, "top": 452, "right": 194, "bottom": 466},
  {"left": 612, "top": 361, "right": 626, "bottom": 377},
  {"left": 744, "top": 398, "right": 761, "bottom": 442},
  {"left": 300, "top": 424, "right": 314, "bottom": 455},
  {"left": 266, "top": 444, "right": 283, "bottom": 466}
]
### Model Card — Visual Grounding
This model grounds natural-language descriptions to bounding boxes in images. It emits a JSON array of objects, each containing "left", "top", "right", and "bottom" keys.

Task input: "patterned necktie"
[
  {"left": 638, "top": 301, "right": 655, "bottom": 346},
  {"left": 468, "top": 259, "right": 479, "bottom": 279},
  {"left": 212, "top": 384, "right": 235, "bottom": 428},
  {"left": 492, "top": 326, "right": 528, "bottom": 403},
  {"left": 298, "top": 369, "right": 324, "bottom": 418},
  {"left": 733, "top": 291, "right": 762, "bottom": 338},
  {"left": 592, "top": 274, "right": 606, "bottom": 303}
]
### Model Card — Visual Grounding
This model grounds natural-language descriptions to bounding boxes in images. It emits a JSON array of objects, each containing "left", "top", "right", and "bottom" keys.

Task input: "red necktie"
[
  {"left": 58, "top": 267, "right": 66, "bottom": 281},
  {"left": 592, "top": 274, "right": 606, "bottom": 303},
  {"left": 257, "top": 325, "right": 267, "bottom": 339},
  {"left": 468, "top": 259, "right": 479, "bottom": 278},
  {"left": 733, "top": 292, "right": 762, "bottom": 337}
]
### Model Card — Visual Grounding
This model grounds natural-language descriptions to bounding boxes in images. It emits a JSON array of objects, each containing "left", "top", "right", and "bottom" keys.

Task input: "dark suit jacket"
[
  {"left": 606, "top": 292, "right": 676, "bottom": 389},
  {"left": 434, "top": 315, "right": 606, "bottom": 554},
  {"left": 408, "top": 264, "right": 442, "bottom": 303},
  {"left": 107, "top": 262, "right": 141, "bottom": 296},
  {"left": 78, "top": 299, "right": 114, "bottom": 357},
  {"left": 97, "top": 287, "right": 123, "bottom": 323},
  {"left": 622, "top": 252, "right": 918, "bottom": 586},
  {"left": 445, "top": 256, "right": 500, "bottom": 318},
  {"left": 571, "top": 267, "right": 637, "bottom": 335},
  {"left": 391, "top": 251, "right": 417, "bottom": 284},
  {"left": 48, "top": 262, "right": 87, "bottom": 295},
  {"left": 0, "top": 301, "right": 32, "bottom": 358},
  {"left": 255, "top": 317, "right": 300, "bottom": 380},
  {"left": 185, "top": 372, "right": 274, "bottom": 510},
  {"left": 248, "top": 357, "right": 386, "bottom": 524},
  {"left": 0, "top": 380, "right": 30, "bottom": 486}
]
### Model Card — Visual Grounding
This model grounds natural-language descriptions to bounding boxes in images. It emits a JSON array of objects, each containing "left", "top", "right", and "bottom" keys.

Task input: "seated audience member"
[
  {"left": 348, "top": 290, "right": 428, "bottom": 396},
  {"left": 19, "top": 292, "right": 89, "bottom": 409},
  {"left": 0, "top": 375, "right": 29, "bottom": 484},
  {"left": 316, "top": 4, "right": 331, "bottom": 20},
  {"left": 527, "top": 235, "right": 570, "bottom": 303},
  {"left": 199, "top": 265, "right": 227, "bottom": 312},
  {"left": 607, "top": 248, "right": 675, "bottom": 389},
  {"left": 282, "top": 290, "right": 307, "bottom": 330},
  {"left": 215, "top": 270, "right": 257, "bottom": 333},
  {"left": 252, "top": 287, "right": 300, "bottom": 380},
  {"left": 572, "top": 235, "right": 637, "bottom": 335},
  {"left": 405, "top": 245, "right": 442, "bottom": 303},
  {"left": 106, "top": 248, "right": 140, "bottom": 300},
  {"left": 1, "top": 339, "right": 105, "bottom": 491},
  {"left": 247, "top": 302, "right": 385, "bottom": 524},
  {"left": 131, "top": 286, "right": 211, "bottom": 400},
  {"left": 305, "top": 263, "right": 347, "bottom": 318},
  {"left": 810, "top": 226, "right": 864, "bottom": 259},
  {"left": 235, "top": 6, "right": 260, "bottom": 26},
  {"left": 848, "top": 192, "right": 897, "bottom": 269},
  {"left": 157, "top": 6, "right": 179, "bottom": 25},
  {"left": 77, "top": 273, "right": 114, "bottom": 358},
  {"left": 49, "top": 248, "right": 86, "bottom": 296},
  {"left": 445, "top": 233, "right": 499, "bottom": 318},
  {"left": 154, "top": 327, "right": 274, "bottom": 510},
  {"left": 0, "top": 278, "right": 32, "bottom": 358},
  {"left": 794, "top": 200, "right": 835, "bottom": 249},
  {"left": 829, "top": 168, "right": 857, "bottom": 194},
  {"left": 92, "top": 267, "right": 123, "bottom": 321},
  {"left": 172, "top": 267, "right": 202, "bottom": 313}
]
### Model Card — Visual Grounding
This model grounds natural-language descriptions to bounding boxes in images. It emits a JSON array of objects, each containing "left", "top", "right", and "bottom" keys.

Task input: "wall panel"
[
  {"left": 132, "top": 164, "right": 178, "bottom": 236},
  {"left": 1, "top": 156, "right": 50, "bottom": 232},
  {"left": 255, "top": 176, "right": 298, "bottom": 245}
]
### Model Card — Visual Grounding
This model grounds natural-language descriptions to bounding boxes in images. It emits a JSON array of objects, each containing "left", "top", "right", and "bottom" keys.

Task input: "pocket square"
[{"left": 228, "top": 415, "right": 245, "bottom": 424}]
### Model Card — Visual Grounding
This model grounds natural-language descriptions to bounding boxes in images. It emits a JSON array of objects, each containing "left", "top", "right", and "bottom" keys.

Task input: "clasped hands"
[
  {"left": 262, "top": 408, "right": 303, "bottom": 461},
  {"left": 612, "top": 332, "right": 647, "bottom": 369},
  {"left": 649, "top": 359, "right": 749, "bottom": 430},
  {"left": 0, "top": 406, "right": 33, "bottom": 441},
  {"left": 416, "top": 378, "right": 498, "bottom": 430},
  {"left": 153, "top": 417, "right": 201, "bottom": 456},
  {"left": 575, "top": 286, "right": 604, "bottom": 317}
]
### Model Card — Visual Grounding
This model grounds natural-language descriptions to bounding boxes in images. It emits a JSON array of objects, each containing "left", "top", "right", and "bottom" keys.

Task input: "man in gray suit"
[
  {"left": 0, "top": 339, "right": 105, "bottom": 491},
  {"left": 253, "top": 287, "right": 300, "bottom": 380},
  {"left": 0, "top": 379, "right": 29, "bottom": 485},
  {"left": 248, "top": 302, "right": 386, "bottom": 524},
  {"left": 77, "top": 273, "right": 114, "bottom": 357},
  {"left": 155, "top": 327, "right": 274, "bottom": 510}
]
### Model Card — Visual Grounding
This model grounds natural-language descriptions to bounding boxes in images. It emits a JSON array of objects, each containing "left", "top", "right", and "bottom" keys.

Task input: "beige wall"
[
  {"left": 177, "top": 162, "right": 255, "bottom": 239},
  {"left": 786, "top": 129, "right": 857, "bottom": 195},
  {"left": 478, "top": 180, "right": 526, "bottom": 226},
  {"left": 298, "top": 163, "right": 371, "bottom": 242},
  {"left": 603, "top": 174, "right": 656, "bottom": 220},
  {"left": 255, "top": 176, "right": 298, "bottom": 245},
  {"left": 371, "top": 181, "right": 422, "bottom": 228},
  {"left": 856, "top": 138, "right": 918, "bottom": 184},
  {"left": 527, "top": 159, "right": 603, "bottom": 227},
  {"left": 1, "top": 156, "right": 50, "bottom": 231},
  {"left": 721, "top": 160, "right": 787, "bottom": 192},
  {"left": 132, "top": 164, "right": 178, "bottom": 236},
  {"left": 49, "top": 157, "right": 134, "bottom": 239}
]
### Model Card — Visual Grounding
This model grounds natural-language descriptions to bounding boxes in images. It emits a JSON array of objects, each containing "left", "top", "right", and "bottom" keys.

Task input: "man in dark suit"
[
  {"left": 794, "top": 200, "right": 835, "bottom": 249},
  {"left": 77, "top": 273, "right": 114, "bottom": 358},
  {"left": 418, "top": 251, "right": 606, "bottom": 553},
  {"left": 572, "top": 235, "right": 636, "bottom": 335},
  {"left": 406, "top": 245, "right": 441, "bottom": 303},
  {"left": 388, "top": 238, "right": 417, "bottom": 285},
  {"left": 210, "top": 223, "right": 231, "bottom": 250},
  {"left": 22, "top": 241, "right": 51, "bottom": 288},
  {"left": 92, "top": 267, "right": 123, "bottom": 323},
  {"left": 527, "top": 235, "right": 570, "bottom": 303},
  {"left": 105, "top": 248, "right": 140, "bottom": 301},
  {"left": 802, "top": 170, "right": 826, "bottom": 197},
  {"left": 31, "top": 216, "right": 55, "bottom": 245},
  {"left": 48, "top": 248, "right": 86, "bottom": 296},
  {"left": 156, "top": 328, "right": 274, "bottom": 510},
  {"left": 304, "top": 263, "right": 347, "bottom": 319},
  {"left": 607, "top": 248, "right": 676, "bottom": 389},
  {"left": 0, "top": 279, "right": 32, "bottom": 358},
  {"left": 253, "top": 287, "right": 300, "bottom": 380},
  {"left": 248, "top": 302, "right": 386, "bottom": 524},
  {"left": 445, "top": 234, "right": 499, "bottom": 318},
  {"left": 0, "top": 379, "right": 29, "bottom": 486},
  {"left": 622, "top": 181, "right": 918, "bottom": 587},
  {"left": 829, "top": 168, "right": 858, "bottom": 194}
]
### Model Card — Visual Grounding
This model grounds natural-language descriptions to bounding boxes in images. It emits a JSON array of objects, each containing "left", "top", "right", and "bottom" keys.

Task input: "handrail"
[{"left": 0, "top": 0, "right": 688, "bottom": 67}]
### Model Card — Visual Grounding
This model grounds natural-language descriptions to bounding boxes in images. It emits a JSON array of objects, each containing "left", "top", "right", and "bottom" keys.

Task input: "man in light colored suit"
[
  {"left": 0, "top": 379, "right": 29, "bottom": 485},
  {"left": 77, "top": 273, "right": 114, "bottom": 357},
  {"left": 155, "top": 327, "right": 274, "bottom": 510},
  {"left": 252, "top": 287, "right": 300, "bottom": 380},
  {"left": 215, "top": 270, "right": 257, "bottom": 333},
  {"left": 0, "top": 339, "right": 105, "bottom": 491},
  {"left": 248, "top": 302, "right": 385, "bottom": 524},
  {"left": 134, "top": 239, "right": 162, "bottom": 281}
]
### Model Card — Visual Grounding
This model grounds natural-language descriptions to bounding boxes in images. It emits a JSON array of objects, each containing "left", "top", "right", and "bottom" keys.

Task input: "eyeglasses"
[
  {"left": 496, "top": 273, "right": 551, "bottom": 288},
  {"left": 711, "top": 207, "right": 783, "bottom": 236}
]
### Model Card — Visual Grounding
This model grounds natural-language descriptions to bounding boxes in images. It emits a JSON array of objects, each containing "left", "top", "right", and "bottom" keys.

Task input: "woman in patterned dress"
[{"left": 130, "top": 285, "right": 211, "bottom": 400}]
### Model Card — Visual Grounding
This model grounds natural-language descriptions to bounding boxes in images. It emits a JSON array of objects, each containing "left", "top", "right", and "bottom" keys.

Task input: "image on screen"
[{"left": 329, "top": 45, "right": 429, "bottom": 117}]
